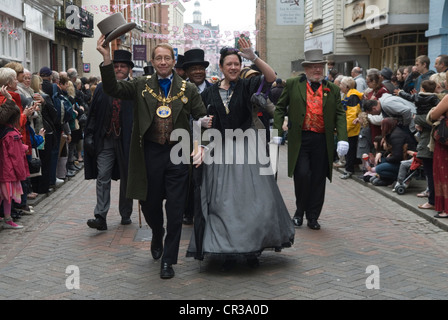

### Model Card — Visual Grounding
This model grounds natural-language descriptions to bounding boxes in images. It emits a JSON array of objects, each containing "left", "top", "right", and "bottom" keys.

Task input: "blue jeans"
[{"left": 375, "top": 160, "right": 400, "bottom": 181}]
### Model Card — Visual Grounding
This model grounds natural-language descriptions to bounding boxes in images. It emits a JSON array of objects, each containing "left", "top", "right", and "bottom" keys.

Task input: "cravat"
[
  {"left": 159, "top": 78, "right": 171, "bottom": 97},
  {"left": 310, "top": 82, "right": 321, "bottom": 92}
]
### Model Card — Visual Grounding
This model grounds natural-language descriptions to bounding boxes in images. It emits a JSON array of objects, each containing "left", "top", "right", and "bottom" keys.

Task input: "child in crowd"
[
  {"left": 398, "top": 80, "right": 440, "bottom": 115},
  {"left": 362, "top": 135, "right": 383, "bottom": 182},
  {"left": 0, "top": 86, "right": 30, "bottom": 229}
]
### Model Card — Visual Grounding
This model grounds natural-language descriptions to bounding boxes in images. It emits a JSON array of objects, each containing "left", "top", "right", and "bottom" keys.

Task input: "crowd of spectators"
[
  {"left": 329, "top": 54, "right": 448, "bottom": 216},
  {"left": 0, "top": 60, "right": 100, "bottom": 229}
]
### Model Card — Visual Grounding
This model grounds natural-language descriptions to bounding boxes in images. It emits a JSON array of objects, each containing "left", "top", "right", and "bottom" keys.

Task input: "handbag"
[
  {"left": 432, "top": 116, "right": 448, "bottom": 145},
  {"left": 28, "top": 148, "right": 42, "bottom": 176},
  {"left": 250, "top": 77, "right": 272, "bottom": 110}
]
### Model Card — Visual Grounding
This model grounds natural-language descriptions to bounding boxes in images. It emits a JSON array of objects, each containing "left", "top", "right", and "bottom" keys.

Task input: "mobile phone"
[{"left": 235, "top": 34, "right": 250, "bottom": 50}]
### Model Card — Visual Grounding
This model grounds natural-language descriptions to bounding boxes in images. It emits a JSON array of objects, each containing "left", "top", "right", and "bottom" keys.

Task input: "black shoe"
[
  {"left": 307, "top": 219, "right": 321, "bottom": 230},
  {"left": 182, "top": 217, "right": 193, "bottom": 225},
  {"left": 292, "top": 216, "right": 303, "bottom": 227},
  {"left": 121, "top": 218, "right": 132, "bottom": 225},
  {"left": 160, "top": 263, "right": 175, "bottom": 279},
  {"left": 87, "top": 218, "right": 107, "bottom": 231},
  {"left": 151, "top": 231, "right": 164, "bottom": 260}
]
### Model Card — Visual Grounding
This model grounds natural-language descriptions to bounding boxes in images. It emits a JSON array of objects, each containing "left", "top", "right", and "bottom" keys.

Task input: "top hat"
[
  {"left": 182, "top": 49, "right": 210, "bottom": 70},
  {"left": 175, "top": 55, "right": 185, "bottom": 69},
  {"left": 113, "top": 50, "right": 134, "bottom": 69},
  {"left": 301, "top": 49, "right": 327, "bottom": 67},
  {"left": 97, "top": 13, "right": 136, "bottom": 45},
  {"left": 144, "top": 63, "right": 154, "bottom": 76}
]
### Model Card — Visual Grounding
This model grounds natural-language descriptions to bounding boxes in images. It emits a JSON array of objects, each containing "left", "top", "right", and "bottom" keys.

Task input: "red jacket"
[
  {"left": 0, "top": 126, "right": 30, "bottom": 182},
  {"left": 0, "top": 92, "right": 31, "bottom": 155}
]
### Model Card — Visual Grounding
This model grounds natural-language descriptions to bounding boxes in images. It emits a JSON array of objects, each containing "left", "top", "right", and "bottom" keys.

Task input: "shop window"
[{"left": 382, "top": 31, "right": 428, "bottom": 69}]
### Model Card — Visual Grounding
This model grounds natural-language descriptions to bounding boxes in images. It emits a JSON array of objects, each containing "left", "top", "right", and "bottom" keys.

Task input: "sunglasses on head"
[{"left": 220, "top": 47, "right": 240, "bottom": 55}]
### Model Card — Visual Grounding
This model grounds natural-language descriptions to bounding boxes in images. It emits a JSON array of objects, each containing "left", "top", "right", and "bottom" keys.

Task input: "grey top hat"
[
  {"left": 97, "top": 13, "right": 136, "bottom": 45},
  {"left": 301, "top": 49, "right": 327, "bottom": 66}
]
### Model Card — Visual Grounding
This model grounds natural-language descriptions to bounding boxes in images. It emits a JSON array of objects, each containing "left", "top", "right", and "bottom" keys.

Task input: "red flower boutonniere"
[{"left": 324, "top": 88, "right": 330, "bottom": 96}]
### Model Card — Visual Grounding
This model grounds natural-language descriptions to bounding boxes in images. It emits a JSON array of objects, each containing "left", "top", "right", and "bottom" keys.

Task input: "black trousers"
[
  {"left": 293, "top": 131, "right": 328, "bottom": 221},
  {"left": 140, "top": 141, "right": 189, "bottom": 265},
  {"left": 344, "top": 135, "right": 359, "bottom": 174},
  {"left": 31, "top": 133, "right": 56, "bottom": 194}
]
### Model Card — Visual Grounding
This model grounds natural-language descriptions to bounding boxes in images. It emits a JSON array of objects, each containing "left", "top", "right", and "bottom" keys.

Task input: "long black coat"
[{"left": 83, "top": 82, "right": 133, "bottom": 180}]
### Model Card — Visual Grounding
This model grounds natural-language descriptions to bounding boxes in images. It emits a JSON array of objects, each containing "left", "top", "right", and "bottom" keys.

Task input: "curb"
[{"left": 336, "top": 168, "right": 448, "bottom": 232}]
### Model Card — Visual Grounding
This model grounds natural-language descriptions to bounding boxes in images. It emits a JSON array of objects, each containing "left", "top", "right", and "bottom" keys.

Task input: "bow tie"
[{"left": 159, "top": 78, "right": 171, "bottom": 97}]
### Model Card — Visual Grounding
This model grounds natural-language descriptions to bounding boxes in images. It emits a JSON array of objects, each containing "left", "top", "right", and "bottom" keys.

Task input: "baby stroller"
[{"left": 394, "top": 154, "right": 424, "bottom": 195}]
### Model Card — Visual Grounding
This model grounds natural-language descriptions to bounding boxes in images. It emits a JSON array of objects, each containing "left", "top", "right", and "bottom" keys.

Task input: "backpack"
[{"left": 52, "top": 83, "right": 73, "bottom": 124}]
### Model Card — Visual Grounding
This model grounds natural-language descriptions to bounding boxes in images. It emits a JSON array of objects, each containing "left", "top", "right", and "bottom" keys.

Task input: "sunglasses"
[{"left": 220, "top": 47, "right": 240, "bottom": 55}]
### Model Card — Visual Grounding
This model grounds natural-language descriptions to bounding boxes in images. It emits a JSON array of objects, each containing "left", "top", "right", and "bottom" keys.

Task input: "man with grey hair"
[
  {"left": 351, "top": 66, "right": 367, "bottom": 93},
  {"left": 67, "top": 68, "right": 78, "bottom": 83}
]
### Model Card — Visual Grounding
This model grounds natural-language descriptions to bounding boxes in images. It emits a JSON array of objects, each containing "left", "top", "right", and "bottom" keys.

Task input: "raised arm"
[{"left": 237, "top": 38, "right": 276, "bottom": 83}]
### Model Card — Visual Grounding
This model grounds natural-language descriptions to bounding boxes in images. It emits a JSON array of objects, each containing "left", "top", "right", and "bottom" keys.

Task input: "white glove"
[
  {"left": 198, "top": 116, "right": 213, "bottom": 128},
  {"left": 271, "top": 136, "right": 283, "bottom": 145},
  {"left": 337, "top": 141, "right": 349, "bottom": 157}
]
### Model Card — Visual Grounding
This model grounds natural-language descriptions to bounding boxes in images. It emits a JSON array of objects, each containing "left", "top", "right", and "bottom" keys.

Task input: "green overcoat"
[
  {"left": 100, "top": 64, "right": 206, "bottom": 200},
  {"left": 273, "top": 75, "right": 348, "bottom": 181}
]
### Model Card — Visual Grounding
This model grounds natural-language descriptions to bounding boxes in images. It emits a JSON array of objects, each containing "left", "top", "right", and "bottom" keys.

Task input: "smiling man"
[
  {"left": 183, "top": 49, "right": 212, "bottom": 94},
  {"left": 181, "top": 49, "right": 213, "bottom": 226},
  {"left": 97, "top": 37, "right": 206, "bottom": 280}
]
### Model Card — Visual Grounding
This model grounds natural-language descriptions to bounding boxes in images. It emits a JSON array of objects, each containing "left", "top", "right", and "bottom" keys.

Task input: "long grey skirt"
[{"left": 186, "top": 130, "right": 295, "bottom": 259}]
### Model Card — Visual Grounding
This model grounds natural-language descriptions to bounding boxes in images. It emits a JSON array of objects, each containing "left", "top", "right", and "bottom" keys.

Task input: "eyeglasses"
[{"left": 154, "top": 56, "right": 173, "bottom": 62}]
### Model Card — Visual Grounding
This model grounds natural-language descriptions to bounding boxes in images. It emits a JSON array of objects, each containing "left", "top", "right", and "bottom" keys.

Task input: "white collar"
[
  {"left": 157, "top": 74, "right": 173, "bottom": 81},
  {"left": 197, "top": 81, "right": 207, "bottom": 93}
]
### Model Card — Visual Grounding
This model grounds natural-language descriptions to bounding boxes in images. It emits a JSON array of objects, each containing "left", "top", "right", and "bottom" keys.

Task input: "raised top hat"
[
  {"left": 113, "top": 50, "right": 134, "bottom": 69},
  {"left": 97, "top": 13, "right": 136, "bottom": 45},
  {"left": 182, "top": 49, "right": 210, "bottom": 70},
  {"left": 175, "top": 55, "right": 185, "bottom": 69},
  {"left": 301, "top": 49, "right": 327, "bottom": 66}
]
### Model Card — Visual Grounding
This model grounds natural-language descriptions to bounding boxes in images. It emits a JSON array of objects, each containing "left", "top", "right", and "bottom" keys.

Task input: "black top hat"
[
  {"left": 97, "top": 13, "right": 136, "bottom": 45},
  {"left": 144, "top": 63, "right": 154, "bottom": 76},
  {"left": 182, "top": 49, "right": 209, "bottom": 70},
  {"left": 113, "top": 50, "right": 134, "bottom": 69},
  {"left": 175, "top": 55, "right": 185, "bottom": 69}
]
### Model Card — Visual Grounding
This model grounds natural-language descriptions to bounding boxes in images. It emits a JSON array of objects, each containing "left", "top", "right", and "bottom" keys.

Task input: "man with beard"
[
  {"left": 273, "top": 49, "right": 348, "bottom": 230},
  {"left": 84, "top": 50, "right": 134, "bottom": 231}
]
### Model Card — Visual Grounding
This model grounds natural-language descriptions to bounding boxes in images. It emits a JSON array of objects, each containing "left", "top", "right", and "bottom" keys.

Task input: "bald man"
[{"left": 351, "top": 67, "right": 367, "bottom": 93}]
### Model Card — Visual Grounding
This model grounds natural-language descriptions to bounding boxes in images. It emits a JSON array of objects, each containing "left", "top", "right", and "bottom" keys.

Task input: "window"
[{"left": 382, "top": 31, "right": 428, "bottom": 70}]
